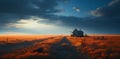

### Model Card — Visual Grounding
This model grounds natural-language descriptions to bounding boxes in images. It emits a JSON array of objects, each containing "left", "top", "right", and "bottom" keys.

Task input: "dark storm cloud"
[
  {"left": 0, "top": 0, "right": 60, "bottom": 15},
  {"left": 91, "top": 0, "right": 120, "bottom": 17},
  {"left": 44, "top": 15, "right": 120, "bottom": 34},
  {"left": 0, "top": 0, "right": 61, "bottom": 27},
  {"left": 87, "top": 0, "right": 120, "bottom": 34}
]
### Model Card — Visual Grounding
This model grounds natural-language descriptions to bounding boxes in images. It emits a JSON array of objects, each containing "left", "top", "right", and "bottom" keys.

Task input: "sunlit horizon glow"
[
  {"left": 8, "top": 19, "right": 55, "bottom": 29},
  {"left": 4, "top": 17, "right": 72, "bottom": 34}
]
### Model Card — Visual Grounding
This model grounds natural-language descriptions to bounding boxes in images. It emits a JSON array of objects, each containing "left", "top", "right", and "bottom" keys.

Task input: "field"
[
  {"left": 0, "top": 35, "right": 120, "bottom": 59},
  {"left": 67, "top": 35, "right": 120, "bottom": 59}
]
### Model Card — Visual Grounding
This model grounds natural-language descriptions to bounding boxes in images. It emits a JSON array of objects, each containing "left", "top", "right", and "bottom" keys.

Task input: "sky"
[{"left": 0, "top": 0, "right": 120, "bottom": 34}]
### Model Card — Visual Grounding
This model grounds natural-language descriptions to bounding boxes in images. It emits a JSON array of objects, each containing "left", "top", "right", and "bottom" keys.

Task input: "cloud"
[
  {"left": 73, "top": 7, "right": 80, "bottom": 12},
  {"left": 43, "top": 0, "right": 120, "bottom": 34},
  {"left": 0, "top": 0, "right": 72, "bottom": 34},
  {"left": 87, "top": 0, "right": 120, "bottom": 33},
  {"left": 0, "top": 0, "right": 61, "bottom": 28},
  {"left": 0, "top": 0, "right": 120, "bottom": 34},
  {"left": 7, "top": 19, "right": 54, "bottom": 29},
  {"left": 4, "top": 17, "right": 71, "bottom": 34},
  {"left": 0, "top": 0, "right": 60, "bottom": 15},
  {"left": 90, "top": 0, "right": 120, "bottom": 17}
]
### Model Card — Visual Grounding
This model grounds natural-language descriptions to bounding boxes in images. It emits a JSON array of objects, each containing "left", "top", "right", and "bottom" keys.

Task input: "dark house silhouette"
[{"left": 71, "top": 29, "right": 84, "bottom": 37}]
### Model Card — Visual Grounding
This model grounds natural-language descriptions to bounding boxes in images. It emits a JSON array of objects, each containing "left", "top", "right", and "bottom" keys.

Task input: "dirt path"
[{"left": 50, "top": 37, "right": 80, "bottom": 59}]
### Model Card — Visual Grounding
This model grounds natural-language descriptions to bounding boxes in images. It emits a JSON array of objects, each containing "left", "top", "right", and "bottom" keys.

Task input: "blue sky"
[
  {"left": 0, "top": 0, "right": 120, "bottom": 34},
  {"left": 56, "top": 0, "right": 112, "bottom": 17}
]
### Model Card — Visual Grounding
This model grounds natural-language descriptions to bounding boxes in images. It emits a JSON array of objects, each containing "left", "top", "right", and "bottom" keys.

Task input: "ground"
[{"left": 0, "top": 35, "right": 120, "bottom": 59}]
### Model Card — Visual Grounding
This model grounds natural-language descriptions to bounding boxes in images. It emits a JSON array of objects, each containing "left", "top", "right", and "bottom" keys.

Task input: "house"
[{"left": 71, "top": 29, "right": 84, "bottom": 37}]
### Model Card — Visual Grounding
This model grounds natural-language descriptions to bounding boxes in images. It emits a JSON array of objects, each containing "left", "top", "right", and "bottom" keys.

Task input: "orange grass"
[{"left": 67, "top": 35, "right": 120, "bottom": 59}]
